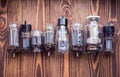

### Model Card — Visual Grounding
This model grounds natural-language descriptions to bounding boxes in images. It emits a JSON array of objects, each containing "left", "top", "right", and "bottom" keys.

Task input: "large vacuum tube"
[
  {"left": 56, "top": 16, "right": 69, "bottom": 53},
  {"left": 71, "top": 23, "right": 83, "bottom": 57},
  {"left": 20, "top": 21, "right": 32, "bottom": 52},
  {"left": 103, "top": 22, "right": 115, "bottom": 54},
  {"left": 8, "top": 23, "right": 19, "bottom": 57},
  {"left": 31, "top": 30, "right": 43, "bottom": 53},
  {"left": 86, "top": 16, "right": 103, "bottom": 54},
  {"left": 44, "top": 24, "right": 55, "bottom": 56}
]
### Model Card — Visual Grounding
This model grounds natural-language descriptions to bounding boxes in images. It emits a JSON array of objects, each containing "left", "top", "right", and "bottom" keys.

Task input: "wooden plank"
[
  {"left": 0, "top": 0, "right": 8, "bottom": 77},
  {"left": 99, "top": 0, "right": 117, "bottom": 77},
  {"left": 2, "top": 0, "right": 120, "bottom": 77},
  {"left": 99, "top": 5, "right": 110, "bottom": 77},
  {"left": 34, "top": 0, "right": 44, "bottom": 77},
  {"left": 99, "top": 0, "right": 109, "bottom": 77},
  {"left": 86, "top": 0, "right": 102, "bottom": 77},
  {"left": 69, "top": 0, "right": 91, "bottom": 77},
  {"left": 43, "top": 0, "right": 62, "bottom": 77},
  {"left": 60, "top": 0, "right": 71, "bottom": 77},
  {"left": 3, "top": 0, "right": 21, "bottom": 77},
  {"left": 44, "top": 0, "right": 70, "bottom": 77},
  {"left": 20, "top": 0, "right": 37, "bottom": 77},
  {"left": 116, "top": 0, "right": 120, "bottom": 77},
  {"left": 107, "top": 0, "right": 117, "bottom": 77}
]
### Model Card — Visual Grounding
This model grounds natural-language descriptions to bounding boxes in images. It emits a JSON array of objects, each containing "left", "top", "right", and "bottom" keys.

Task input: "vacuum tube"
[
  {"left": 86, "top": 16, "right": 103, "bottom": 54},
  {"left": 71, "top": 23, "right": 83, "bottom": 57},
  {"left": 56, "top": 16, "right": 69, "bottom": 53},
  {"left": 19, "top": 21, "right": 32, "bottom": 52},
  {"left": 44, "top": 24, "right": 55, "bottom": 56},
  {"left": 8, "top": 23, "right": 19, "bottom": 57},
  {"left": 31, "top": 30, "right": 43, "bottom": 53},
  {"left": 103, "top": 22, "right": 115, "bottom": 54}
]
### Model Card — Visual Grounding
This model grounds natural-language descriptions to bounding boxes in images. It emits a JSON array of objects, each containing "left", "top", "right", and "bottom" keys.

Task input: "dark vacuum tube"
[
  {"left": 56, "top": 16, "right": 69, "bottom": 53},
  {"left": 31, "top": 30, "right": 43, "bottom": 53},
  {"left": 19, "top": 21, "right": 32, "bottom": 52},
  {"left": 8, "top": 23, "right": 19, "bottom": 57},
  {"left": 103, "top": 22, "right": 115, "bottom": 54},
  {"left": 44, "top": 24, "right": 55, "bottom": 56},
  {"left": 86, "top": 16, "right": 103, "bottom": 55},
  {"left": 71, "top": 23, "right": 83, "bottom": 57}
]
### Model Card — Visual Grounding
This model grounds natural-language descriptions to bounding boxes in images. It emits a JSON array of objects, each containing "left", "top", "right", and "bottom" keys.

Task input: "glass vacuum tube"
[
  {"left": 19, "top": 21, "right": 32, "bottom": 52},
  {"left": 44, "top": 24, "right": 55, "bottom": 56},
  {"left": 103, "top": 22, "right": 115, "bottom": 54},
  {"left": 86, "top": 16, "right": 103, "bottom": 54},
  {"left": 8, "top": 23, "right": 19, "bottom": 57},
  {"left": 31, "top": 30, "right": 43, "bottom": 53},
  {"left": 56, "top": 16, "right": 69, "bottom": 53},
  {"left": 71, "top": 23, "right": 83, "bottom": 57}
]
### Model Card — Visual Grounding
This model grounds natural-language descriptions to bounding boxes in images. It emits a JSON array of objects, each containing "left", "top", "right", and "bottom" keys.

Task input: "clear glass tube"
[
  {"left": 44, "top": 24, "right": 55, "bottom": 56},
  {"left": 56, "top": 16, "right": 69, "bottom": 53},
  {"left": 8, "top": 23, "right": 19, "bottom": 57},
  {"left": 86, "top": 16, "right": 103, "bottom": 54},
  {"left": 31, "top": 30, "right": 43, "bottom": 52},
  {"left": 71, "top": 23, "right": 83, "bottom": 57},
  {"left": 57, "top": 26, "right": 69, "bottom": 53}
]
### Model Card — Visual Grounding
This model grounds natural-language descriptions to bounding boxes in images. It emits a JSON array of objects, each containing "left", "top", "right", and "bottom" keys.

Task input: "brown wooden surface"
[{"left": 0, "top": 0, "right": 119, "bottom": 77}]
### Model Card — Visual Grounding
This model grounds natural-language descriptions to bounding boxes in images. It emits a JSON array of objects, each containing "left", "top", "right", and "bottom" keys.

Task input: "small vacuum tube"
[
  {"left": 8, "top": 23, "right": 19, "bottom": 57},
  {"left": 86, "top": 16, "right": 103, "bottom": 54},
  {"left": 56, "top": 16, "right": 69, "bottom": 53},
  {"left": 19, "top": 21, "right": 32, "bottom": 52},
  {"left": 71, "top": 23, "right": 83, "bottom": 57},
  {"left": 44, "top": 24, "right": 55, "bottom": 56},
  {"left": 103, "top": 22, "right": 115, "bottom": 54},
  {"left": 31, "top": 30, "right": 43, "bottom": 53}
]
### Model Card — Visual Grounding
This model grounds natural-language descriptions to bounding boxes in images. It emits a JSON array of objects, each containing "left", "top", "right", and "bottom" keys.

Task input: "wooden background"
[{"left": 0, "top": 0, "right": 120, "bottom": 77}]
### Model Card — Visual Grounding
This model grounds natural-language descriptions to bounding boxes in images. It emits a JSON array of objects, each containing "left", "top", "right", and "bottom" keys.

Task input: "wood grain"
[{"left": 1, "top": 0, "right": 120, "bottom": 77}]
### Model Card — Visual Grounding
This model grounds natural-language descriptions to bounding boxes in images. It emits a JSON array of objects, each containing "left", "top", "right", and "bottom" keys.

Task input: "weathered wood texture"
[{"left": 0, "top": 0, "right": 119, "bottom": 77}]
